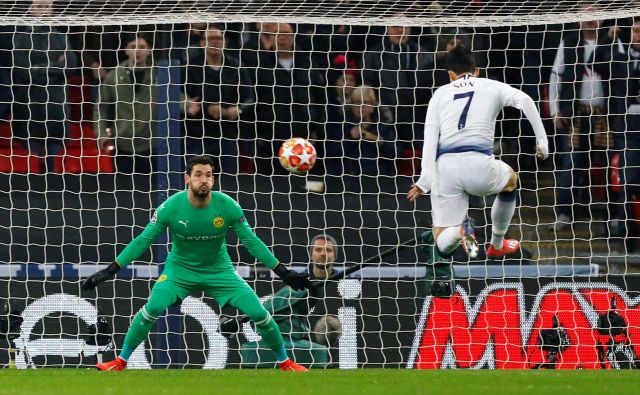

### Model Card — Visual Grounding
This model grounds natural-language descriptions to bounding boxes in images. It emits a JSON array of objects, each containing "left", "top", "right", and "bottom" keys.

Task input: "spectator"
[
  {"left": 95, "top": 35, "right": 159, "bottom": 174},
  {"left": 252, "top": 23, "right": 323, "bottom": 175},
  {"left": 176, "top": 22, "right": 245, "bottom": 64},
  {"left": 173, "top": 22, "right": 207, "bottom": 65},
  {"left": 306, "top": 233, "right": 340, "bottom": 280},
  {"left": 327, "top": 86, "right": 397, "bottom": 176},
  {"left": 184, "top": 25, "right": 254, "bottom": 175},
  {"left": 82, "top": 26, "right": 134, "bottom": 106},
  {"left": 323, "top": 54, "right": 359, "bottom": 175},
  {"left": 609, "top": 17, "right": 640, "bottom": 250},
  {"left": 432, "top": 35, "right": 470, "bottom": 88},
  {"left": 325, "top": 54, "right": 359, "bottom": 123},
  {"left": 295, "top": 24, "right": 368, "bottom": 70},
  {"left": 549, "top": 4, "right": 617, "bottom": 230},
  {"left": 239, "top": 233, "right": 341, "bottom": 368},
  {"left": 11, "top": 0, "right": 78, "bottom": 171},
  {"left": 239, "top": 22, "right": 279, "bottom": 69},
  {"left": 362, "top": 20, "right": 434, "bottom": 152}
]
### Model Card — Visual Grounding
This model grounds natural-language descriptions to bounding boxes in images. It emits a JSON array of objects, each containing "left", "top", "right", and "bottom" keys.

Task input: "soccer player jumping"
[
  {"left": 407, "top": 45, "right": 549, "bottom": 261},
  {"left": 83, "top": 155, "right": 311, "bottom": 371}
]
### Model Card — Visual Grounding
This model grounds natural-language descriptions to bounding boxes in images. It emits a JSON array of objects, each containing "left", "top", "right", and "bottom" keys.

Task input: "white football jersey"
[{"left": 415, "top": 75, "right": 548, "bottom": 193}]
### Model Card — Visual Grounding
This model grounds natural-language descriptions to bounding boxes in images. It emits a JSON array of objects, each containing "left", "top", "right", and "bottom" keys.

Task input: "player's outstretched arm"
[
  {"left": 504, "top": 86, "right": 549, "bottom": 159},
  {"left": 409, "top": 94, "right": 440, "bottom": 201},
  {"left": 273, "top": 263, "right": 312, "bottom": 291},
  {"left": 82, "top": 262, "right": 121, "bottom": 291}
]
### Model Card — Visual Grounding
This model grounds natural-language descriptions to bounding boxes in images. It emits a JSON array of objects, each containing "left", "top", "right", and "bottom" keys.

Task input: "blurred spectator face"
[
  {"left": 189, "top": 23, "right": 207, "bottom": 42},
  {"left": 336, "top": 73, "right": 357, "bottom": 101},
  {"left": 29, "top": 0, "right": 53, "bottom": 17},
  {"left": 387, "top": 25, "right": 411, "bottom": 45},
  {"left": 445, "top": 38, "right": 461, "bottom": 52},
  {"left": 579, "top": 5, "right": 601, "bottom": 31},
  {"left": 311, "top": 238, "right": 336, "bottom": 280},
  {"left": 201, "top": 27, "right": 225, "bottom": 57},
  {"left": 125, "top": 37, "right": 151, "bottom": 67},
  {"left": 350, "top": 87, "right": 377, "bottom": 120},
  {"left": 191, "top": 23, "right": 207, "bottom": 31},
  {"left": 580, "top": 18, "right": 601, "bottom": 31},
  {"left": 259, "top": 22, "right": 279, "bottom": 34},
  {"left": 632, "top": 20, "right": 640, "bottom": 47},
  {"left": 276, "top": 23, "right": 295, "bottom": 52}
]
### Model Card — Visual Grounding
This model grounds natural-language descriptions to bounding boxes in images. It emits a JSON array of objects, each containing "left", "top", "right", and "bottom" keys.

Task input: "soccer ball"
[{"left": 278, "top": 138, "right": 317, "bottom": 175}]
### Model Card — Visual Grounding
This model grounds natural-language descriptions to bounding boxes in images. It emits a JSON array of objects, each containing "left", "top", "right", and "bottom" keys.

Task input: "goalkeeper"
[{"left": 82, "top": 155, "right": 311, "bottom": 371}]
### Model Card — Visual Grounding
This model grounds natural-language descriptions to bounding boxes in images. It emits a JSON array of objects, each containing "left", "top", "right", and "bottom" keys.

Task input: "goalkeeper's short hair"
[{"left": 186, "top": 155, "right": 215, "bottom": 175}]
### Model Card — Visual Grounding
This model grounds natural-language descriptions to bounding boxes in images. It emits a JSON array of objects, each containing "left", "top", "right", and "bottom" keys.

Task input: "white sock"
[
  {"left": 436, "top": 226, "right": 462, "bottom": 255},
  {"left": 491, "top": 192, "right": 516, "bottom": 249}
]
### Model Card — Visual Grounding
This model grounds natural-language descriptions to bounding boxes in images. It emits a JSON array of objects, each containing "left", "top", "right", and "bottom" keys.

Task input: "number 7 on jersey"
[{"left": 453, "top": 91, "right": 475, "bottom": 130}]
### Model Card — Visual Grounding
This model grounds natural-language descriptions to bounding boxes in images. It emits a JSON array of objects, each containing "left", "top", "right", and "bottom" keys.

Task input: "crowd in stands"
[{"left": 1, "top": 1, "right": 640, "bottom": 246}]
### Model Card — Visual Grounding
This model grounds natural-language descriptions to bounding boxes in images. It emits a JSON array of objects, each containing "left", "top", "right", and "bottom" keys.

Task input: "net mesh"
[
  {"left": 0, "top": 0, "right": 638, "bottom": 26},
  {"left": 0, "top": 0, "right": 639, "bottom": 369}
]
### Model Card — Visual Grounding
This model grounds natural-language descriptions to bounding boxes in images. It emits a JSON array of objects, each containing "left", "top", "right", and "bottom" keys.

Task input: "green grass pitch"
[{"left": 0, "top": 369, "right": 639, "bottom": 395}]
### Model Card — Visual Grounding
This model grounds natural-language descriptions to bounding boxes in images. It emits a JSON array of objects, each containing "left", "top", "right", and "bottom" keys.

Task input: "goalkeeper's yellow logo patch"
[
  {"left": 213, "top": 216, "right": 224, "bottom": 228},
  {"left": 157, "top": 274, "right": 168, "bottom": 283}
]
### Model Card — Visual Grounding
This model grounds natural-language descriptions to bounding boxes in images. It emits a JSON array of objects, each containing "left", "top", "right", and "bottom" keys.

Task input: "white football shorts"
[{"left": 430, "top": 152, "right": 512, "bottom": 227}]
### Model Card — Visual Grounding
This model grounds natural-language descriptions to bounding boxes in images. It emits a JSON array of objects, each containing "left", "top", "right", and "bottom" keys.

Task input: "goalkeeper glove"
[
  {"left": 273, "top": 263, "right": 312, "bottom": 291},
  {"left": 82, "top": 262, "right": 120, "bottom": 291}
]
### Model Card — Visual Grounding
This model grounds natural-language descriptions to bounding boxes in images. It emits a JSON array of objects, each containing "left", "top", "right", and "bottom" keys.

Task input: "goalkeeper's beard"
[{"left": 191, "top": 184, "right": 211, "bottom": 200}]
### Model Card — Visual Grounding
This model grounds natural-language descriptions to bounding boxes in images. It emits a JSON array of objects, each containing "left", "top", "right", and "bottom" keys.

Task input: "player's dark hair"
[
  {"left": 186, "top": 155, "right": 215, "bottom": 175},
  {"left": 446, "top": 45, "right": 476, "bottom": 74}
]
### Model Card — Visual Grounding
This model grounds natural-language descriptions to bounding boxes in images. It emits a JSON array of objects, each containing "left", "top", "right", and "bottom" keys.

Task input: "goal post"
[
  {"left": 0, "top": 1, "right": 638, "bottom": 27},
  {"left": 0, "top": 0, "right": 639, "bottom": 369}
]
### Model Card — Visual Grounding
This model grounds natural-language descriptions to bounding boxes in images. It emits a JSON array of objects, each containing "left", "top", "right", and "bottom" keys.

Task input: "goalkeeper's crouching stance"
[{"left": 82, "top": 155, "right": 311, "bottom": 371}]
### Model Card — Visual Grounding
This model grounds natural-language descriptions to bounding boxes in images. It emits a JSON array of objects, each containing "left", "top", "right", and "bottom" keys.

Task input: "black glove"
[
  {"left": 273, "top": 263, "right": 312, "bottom": 291},
  {"left": 82, "top": 263, "right": 120, "bottom": 291}
]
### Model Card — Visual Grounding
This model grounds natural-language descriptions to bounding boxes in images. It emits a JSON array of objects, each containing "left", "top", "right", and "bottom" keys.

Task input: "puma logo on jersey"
[{"left": 178, "top": 220, "right": 189, "bottom": 228}]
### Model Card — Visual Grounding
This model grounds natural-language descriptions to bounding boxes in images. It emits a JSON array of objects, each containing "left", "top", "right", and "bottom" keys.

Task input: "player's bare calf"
[
  {"left": 486, "top": 239, "right": 520, "bottom": 258},
  {"left": 96, "top": 357, "right": 127, "bottom": 371}
]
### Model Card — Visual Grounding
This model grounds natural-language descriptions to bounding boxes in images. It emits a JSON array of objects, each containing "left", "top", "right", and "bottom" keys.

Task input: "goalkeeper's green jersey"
[{"left": 115, "top": 190, "right": 279, "bottom": 272}]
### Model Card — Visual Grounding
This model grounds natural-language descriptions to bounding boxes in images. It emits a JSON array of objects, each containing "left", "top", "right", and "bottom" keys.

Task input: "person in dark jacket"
[
  {"left": 326, "top": 86, "right": 397, "bottom": 176},
  {"left": 362, "top": 22, "right": 434, "bottom": 151},
  {"left": 95, "top": 35, "right": 158, "bottom": 175},
  {"left": 239, "top": 22, "right": 279, "bottom": 69},
  {"left": 252, "top": 23, "right": 323, "bottom": 175},
  {"left": 609, "top": 17, "right": 640, "bottom": 250},
  {"left": 548, "top": 5, "right": 617, "bottom": 230},
  {"left": 323, "top": 54, "right": 359, "bottom": 175},
  {"left": 11, "top": 0, "right": 78, "bottom": 171},
  {"left": 184, "top": 25, "right": 254, "bottom": 175}
]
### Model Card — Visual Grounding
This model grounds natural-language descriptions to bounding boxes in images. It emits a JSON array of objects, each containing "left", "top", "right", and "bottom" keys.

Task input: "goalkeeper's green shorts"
[{"left": 148, "top": 265, "right": 263, "bottom": 316}]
